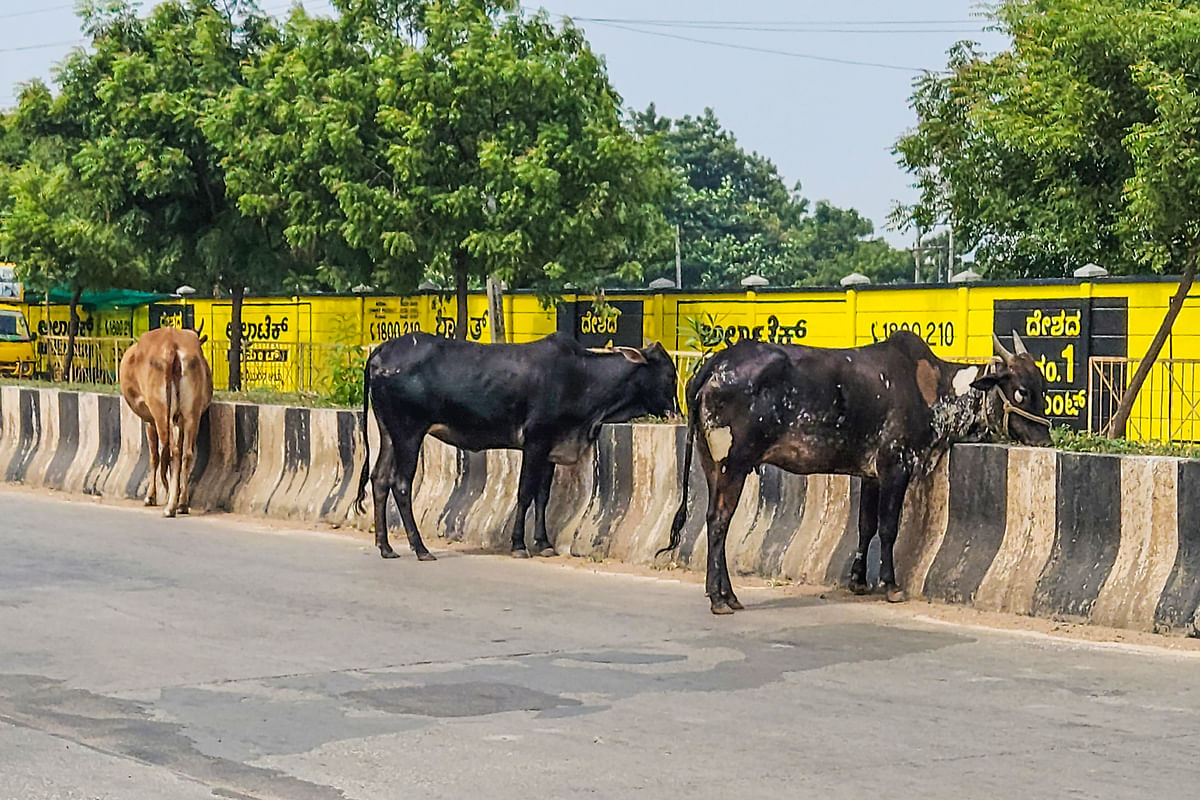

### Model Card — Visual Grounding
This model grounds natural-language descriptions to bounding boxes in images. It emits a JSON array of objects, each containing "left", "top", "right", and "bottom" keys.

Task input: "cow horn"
[
  {"left": 195, "top": 319, "right": 204, "bottom": 338},
  {"left": 1011, "top": 329, "right": 1029, "bottom": 356},
  {"left": 992, "top": 332, "right": 1014, "bottom": 363}
]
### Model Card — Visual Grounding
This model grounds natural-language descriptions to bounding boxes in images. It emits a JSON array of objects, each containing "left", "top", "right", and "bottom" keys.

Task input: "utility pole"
[
  {"left": 947, "top": 223, "right": 955, "bottom": 282},
  {"left": 912, "top": 226, "right": 925, "bottom": 283},
  {"left": 486, "top": 274, "right": 506, "bottom": 344},
  {"left": 674, "top": 224, "right": 682, "bottom": 289}
]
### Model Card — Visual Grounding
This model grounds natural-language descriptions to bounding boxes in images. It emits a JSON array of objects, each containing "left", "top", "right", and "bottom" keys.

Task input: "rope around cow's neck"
[
  {"left": 980, "top": 381, "right": 1051, "bottom": 440},
  {"left": 977, "top": 360, "right": 1051, "bottom": 439},
  {"left": 1000, "top": 394, "right": 1052, "bottom": 434}
]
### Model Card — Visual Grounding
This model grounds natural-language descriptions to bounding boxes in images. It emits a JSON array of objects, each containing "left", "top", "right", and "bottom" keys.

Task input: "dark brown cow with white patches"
[{"left": 659, "top": 329, "right": 1051, "bottom": 614}]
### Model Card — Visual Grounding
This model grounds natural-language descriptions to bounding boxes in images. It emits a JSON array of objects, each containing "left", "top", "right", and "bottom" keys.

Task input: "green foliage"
[
  {"left": 1051, "top": 426, "right": 1200, "bottom": 460},
  {"left": 633, "top": 106, "right": 910, "bottom": 288},
  {"left": 2, "top": 1, "right": 306, "bottom": 299},
  {"left": 896, "top": 0, "right": 1200, "bottom": 278},
  {"left": 322, "top": 343, "right": 366, "bottom": 407},
  {"left": 209, "top": 0, "right": 672, "bottom": 296}
]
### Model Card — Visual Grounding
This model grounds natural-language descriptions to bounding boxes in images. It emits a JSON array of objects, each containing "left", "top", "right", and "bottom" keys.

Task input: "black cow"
[
  {"left": 355, "top": 332, "right": 678, "bottom": 560},
  {"left": 659, "top": 330, "right": 1052, "bottom": 614}
]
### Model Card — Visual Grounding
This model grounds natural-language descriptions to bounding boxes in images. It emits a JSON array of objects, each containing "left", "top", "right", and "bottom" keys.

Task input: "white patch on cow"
[
  {"left": 953, "top": 366, "right": 980, "bottom": 396},
  {"left": 707, "top": 426, "right": 733, "bottom": 462}
]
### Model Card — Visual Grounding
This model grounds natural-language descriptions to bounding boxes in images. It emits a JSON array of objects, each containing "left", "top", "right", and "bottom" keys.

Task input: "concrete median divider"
[{"left": 2, "top": 385, "right": 1199, "bottom": 635}]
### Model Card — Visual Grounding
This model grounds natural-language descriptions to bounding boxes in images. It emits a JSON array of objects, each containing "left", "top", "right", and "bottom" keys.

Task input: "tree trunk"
[
  {"left": 486, "top": 274, "right": 506, "bottom": 344},
  {"left": 63, "top": 286, "right": 83, "bottom": 382},
  {"left": 1106, "top": 248, "right": 1199, "bottom": 438},
  {"left": 229, "top": 284, "right": 244, "bottom": 392},
  {"left": 454, "top": 251, "right": 469, "bottom": 341}
]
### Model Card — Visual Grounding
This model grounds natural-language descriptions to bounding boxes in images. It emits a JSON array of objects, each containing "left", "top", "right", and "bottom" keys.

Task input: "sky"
[{"left": 0, "top": 1, "right": 1009, "bottom": 249}]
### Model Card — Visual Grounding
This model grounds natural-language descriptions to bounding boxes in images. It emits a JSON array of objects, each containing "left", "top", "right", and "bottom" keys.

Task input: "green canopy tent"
[{"left": 39, "top": 288, "right": 172, "bottom": 310}]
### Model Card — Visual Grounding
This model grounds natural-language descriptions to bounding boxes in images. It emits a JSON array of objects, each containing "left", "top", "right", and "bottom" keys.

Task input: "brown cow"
[{"left": 119, "top": 325, "right": 213, "bottom": 517}]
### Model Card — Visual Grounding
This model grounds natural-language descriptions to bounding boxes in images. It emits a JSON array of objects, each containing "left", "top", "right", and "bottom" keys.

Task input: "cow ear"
[
  {"left": 615, "top": 346, "right": 647, "bottom": 364},
  {"left": 970, "top": 372, "right": 1004, "bottom": 392}
]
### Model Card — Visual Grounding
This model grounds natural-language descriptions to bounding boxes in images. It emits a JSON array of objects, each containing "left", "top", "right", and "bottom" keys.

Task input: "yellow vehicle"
[{"left": 0, "top": 304, "right": 36, "bottom": 378}]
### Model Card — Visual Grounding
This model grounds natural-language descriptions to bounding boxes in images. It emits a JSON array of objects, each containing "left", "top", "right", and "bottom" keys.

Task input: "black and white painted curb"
[{"left": 2, "top": 386, "right": 1197, "bottom": 635}]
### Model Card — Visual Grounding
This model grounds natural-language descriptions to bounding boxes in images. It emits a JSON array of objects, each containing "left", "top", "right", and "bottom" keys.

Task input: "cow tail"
[
  {"left": 658, "top": 409, "right": 696, "bottom": 557},
  {"left": 354, "top": 358, "right": 372, "bottom": 515},
  {"left": 167, "top": 350, "right": 183, "bottom": 474}
]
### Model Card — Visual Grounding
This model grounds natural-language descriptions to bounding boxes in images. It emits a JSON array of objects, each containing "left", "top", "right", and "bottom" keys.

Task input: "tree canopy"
[
  {"left": 210, "top": 0, "right": 673, "bottom": 339},
  {"left": 634, "top": 105, "right": 910, "bottom": 288},
  {"left": 895, "top": 0, "right": 1200, "bottom": 433},
  {"left": 895, "top": 0, "right": 1200, "bottom": 280}
]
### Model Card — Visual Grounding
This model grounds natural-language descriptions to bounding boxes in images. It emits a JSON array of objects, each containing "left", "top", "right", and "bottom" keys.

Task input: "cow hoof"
[
  {"left": 416, "top": 551, "right": 438, "bottom": 562},
  {"left": 380, "top": 549, "right": 400, "bottom": 559},
  {"left": 726, "top": 596, "right": 744, "bottom": 611},
  {"left": 710, "top": 600, "right": 736, "bottom": 615},
  {"left": 849, "top": 579, "right": 871, "bottom": 596},
  {"left": 177, "top": 506, "right": 189, "bottom": 516},
  {"left": 511, "top": 549, "right": 530, "bottom": 559},
  {"left": 144, "top": 497, "right": 157, "bottom": 507},
  {"left": 162, "top": 508, "right": 177, "bottom": 519},
  {"left": 885, "top": 585, "right": 908, "bottom": 603},
  {"left": 536, "top": 546, "right": 557, "bottom": 557}
]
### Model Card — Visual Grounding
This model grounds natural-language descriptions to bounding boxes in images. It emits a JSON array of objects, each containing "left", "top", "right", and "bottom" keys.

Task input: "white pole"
[{"left": 674, "top": 224, "right": 682, "bottom": 289}]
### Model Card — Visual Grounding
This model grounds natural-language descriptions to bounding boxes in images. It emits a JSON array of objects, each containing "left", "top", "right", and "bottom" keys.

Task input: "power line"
[
  {"left": 0, "top": 4, "right": 75, "bottom": 21},
  {"left": 579, "top": 20, "right": 932, "bottom": 72},
  {"left": 554, "top": 16, "right": 981, "bottom": 26},
  {"left": 0, "top": 39, "right": 84, "bottom": 55},
  {"left": 563, "top": 17, "right": 984, "bottom": 34},
  {"left": 598, "top": 24, "right": 985, "bottom": 34}
]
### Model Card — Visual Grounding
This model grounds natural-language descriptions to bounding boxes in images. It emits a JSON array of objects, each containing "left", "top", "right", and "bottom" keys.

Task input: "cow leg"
[
  {"left": 163, "top": 418, "right": 184, "bottom": 518},
  {"left": 530, "top": 463, "right": 556, "bottom": 557},
  {"left": 510, "top": 451, "right": 550, "bottom": 557},
  {"left": 371, "top": 416, "right": 433, "bottom": 561},
  {"left": 705, "top": 471, "right": 748, "bottom": 614},
  {"left": 371, "top": 427, "right": 400, "bottom": 558},
  {"left": 849, "top": 478, "right": 880, "bottom": 595},
  {"left": 877, "top": 467, "right": 911, "bottom": 603},
  {"left": 176, "top": 420, "right": 198, "bottom": 515},
  {"left": 144, "top": 422, "right": 160, "bottom": 507},
  {"left": 391, "top": 433, "right": 435, "bottom": 562}
]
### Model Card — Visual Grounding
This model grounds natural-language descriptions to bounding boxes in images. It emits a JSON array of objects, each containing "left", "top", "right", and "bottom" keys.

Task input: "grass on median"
[{"left": 0, "top": 377, "right": 355, "bottom": 409}]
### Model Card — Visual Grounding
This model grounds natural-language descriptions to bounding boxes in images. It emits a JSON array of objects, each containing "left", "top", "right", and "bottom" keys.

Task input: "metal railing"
[
  {"left": 28, "top": 336, "right": 372, "bottom": 396},
  {"left": 1089, "top": 356, "right": 1200, "bottom": 443},
  {"left": 668, "top": 350, "right": 706, "bottom": 413},
  {"left": 37, "top": 335, "right": 135, "bottom": 384},
  {"left": 23, "top": 338, "right": 702, "bottom": 406},
  {"left": 206, "top": 341, "right": 373, "bottom": 394}
]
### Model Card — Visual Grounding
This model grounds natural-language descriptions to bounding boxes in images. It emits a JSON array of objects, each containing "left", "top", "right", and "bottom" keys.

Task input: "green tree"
[
  {"left": 1, "top": 125, "right": 146, "bottom": 377},
  {"left": 895, "top": 0, "right": 1200, "bottom": 435},
  {"left": 635, "top": 105, "right": 909, "bottom": 288},
  {"left": 212, "top": 0, "right": 672, "bottom": 339},
  {"left": 790, "top": 203, "right": 912, "bottom": 287},
  {"left": 2, "top": 0, "right": 305, "bottom": 389}
]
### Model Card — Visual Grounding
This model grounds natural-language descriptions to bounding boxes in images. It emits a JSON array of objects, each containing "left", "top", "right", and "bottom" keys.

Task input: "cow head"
[
  {"left": 607, "top": 341, "right": 679, "bottom": 421},
  {"left": 970, "top": 331, "right": 1052, "bottom": 445}
]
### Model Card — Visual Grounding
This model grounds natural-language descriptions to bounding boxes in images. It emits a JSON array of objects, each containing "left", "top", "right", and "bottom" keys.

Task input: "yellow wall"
[{"left": 18, "top": 279, "right": 1200, "bottom": 440}]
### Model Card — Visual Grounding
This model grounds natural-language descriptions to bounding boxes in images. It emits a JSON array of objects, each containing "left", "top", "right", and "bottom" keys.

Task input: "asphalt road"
[{"left": 1, "top": 488, "right": 1199, "bottom": 800}]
